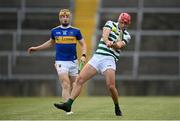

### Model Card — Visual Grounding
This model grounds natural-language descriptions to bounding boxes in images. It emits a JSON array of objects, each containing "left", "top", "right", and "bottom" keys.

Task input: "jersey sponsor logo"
[{"left": 55, "top": 36, "right": 77, "bottom": 44}]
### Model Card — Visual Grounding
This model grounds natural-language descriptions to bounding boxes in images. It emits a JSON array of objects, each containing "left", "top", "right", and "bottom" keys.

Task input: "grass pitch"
[{"left": 0, "top": 96, "right": 179, "bottom": 120}]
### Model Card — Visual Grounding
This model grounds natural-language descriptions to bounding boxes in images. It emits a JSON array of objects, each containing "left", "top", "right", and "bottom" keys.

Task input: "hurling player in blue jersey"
[{"left": 28, "top": 9, "right": 87, "bottom": 114}]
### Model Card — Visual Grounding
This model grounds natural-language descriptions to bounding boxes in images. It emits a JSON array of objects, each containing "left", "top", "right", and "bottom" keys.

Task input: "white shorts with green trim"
[{"left": 88, "top": 54, "right": 116, "bottom": 74}]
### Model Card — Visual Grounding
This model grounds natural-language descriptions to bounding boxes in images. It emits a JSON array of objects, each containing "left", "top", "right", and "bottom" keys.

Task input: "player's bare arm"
[
  {"left": 102, "top": 27, "right": 113, "bottom": 47},
  {"left": 78, "top": 38, "right": 87, "bottom": 62},
  {"left": 28, "top": 39, "right": 55, "bottom": 54},
  {"left": 111, "top": 40, "right": 126, "bottom": 50}
]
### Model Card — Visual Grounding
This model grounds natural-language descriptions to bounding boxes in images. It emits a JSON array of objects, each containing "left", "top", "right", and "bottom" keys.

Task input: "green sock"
[
  {"left": 114, "top": 103, "right": 119, "bottom": 108},
  {"left": 66, "top": 98, "right": 74, "bottom": 107}
]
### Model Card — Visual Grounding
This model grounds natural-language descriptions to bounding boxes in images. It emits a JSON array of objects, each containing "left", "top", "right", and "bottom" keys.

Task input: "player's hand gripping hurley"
[
  {"left": 78, "top": 60, "right": 84, "bottom": 73},
  {"left": 78, "top": 54, "right": 86, "bottom": 73}
]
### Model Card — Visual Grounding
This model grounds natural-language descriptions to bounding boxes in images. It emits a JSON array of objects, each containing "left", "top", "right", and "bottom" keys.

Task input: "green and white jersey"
[{"left": 95, "top": 20, "right": 131, "bottom": 61}]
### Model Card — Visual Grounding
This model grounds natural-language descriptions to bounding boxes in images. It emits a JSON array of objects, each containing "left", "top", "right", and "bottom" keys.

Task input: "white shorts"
[
  {"left": 88, "top": 54, "right": 116, "bottom": 74},
  {"left": 55, "top": 60, "right": 78, "bottom": 76}
]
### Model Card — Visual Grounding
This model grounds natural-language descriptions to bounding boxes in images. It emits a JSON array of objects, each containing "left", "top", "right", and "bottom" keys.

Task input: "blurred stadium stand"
[{"left": 0, "top": 0, "right": 180, "bottom": 96}]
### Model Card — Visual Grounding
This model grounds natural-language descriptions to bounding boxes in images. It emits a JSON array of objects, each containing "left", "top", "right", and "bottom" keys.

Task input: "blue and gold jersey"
[{"left": 51, "top": 25, "right": 83, "bottom": 61}]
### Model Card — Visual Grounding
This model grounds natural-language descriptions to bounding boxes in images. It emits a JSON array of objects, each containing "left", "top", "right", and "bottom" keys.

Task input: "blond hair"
[{"left": 59, "top": 9, "right": 71, "bottom": 17}]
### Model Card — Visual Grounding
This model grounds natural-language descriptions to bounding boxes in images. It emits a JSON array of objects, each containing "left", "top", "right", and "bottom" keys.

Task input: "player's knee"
[
  {"left": 107, "top": 83, "right": 116, "bottom": 91},
  {"left": 76, "top": 75, "right": 84, "bottom": 85},
  {"left": 62, "top": 82, "right": 70, "bottom": 90}
]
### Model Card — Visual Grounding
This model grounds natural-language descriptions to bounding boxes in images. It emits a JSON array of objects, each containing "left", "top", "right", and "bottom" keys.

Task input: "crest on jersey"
[{"left": 62, "top": 30, "right": 67, "bottom": 35}]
